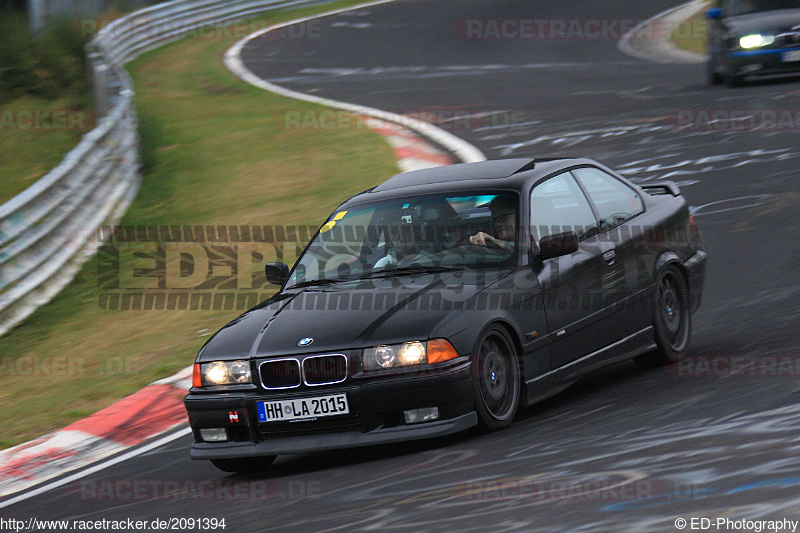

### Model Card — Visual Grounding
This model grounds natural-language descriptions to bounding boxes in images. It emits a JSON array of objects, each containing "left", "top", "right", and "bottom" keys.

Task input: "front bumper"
[
  {"left": 728, "top": 46, "right": 800, "bottom": 78},
  {"left": 185, "top": 359, "right": 475, "bottom": 459},
  {"left": 684, "top": 249, "right": 708, "bottom": 313}
]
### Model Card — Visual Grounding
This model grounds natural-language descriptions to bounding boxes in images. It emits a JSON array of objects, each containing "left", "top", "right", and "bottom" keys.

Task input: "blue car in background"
[{"left": 707, "top": 0, "right": 800, "bottom": 86}]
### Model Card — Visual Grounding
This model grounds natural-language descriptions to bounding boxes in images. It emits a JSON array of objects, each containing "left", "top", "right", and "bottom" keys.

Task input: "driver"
[{"left": 469, "top": 195, "right": 517, "bottom": 251}]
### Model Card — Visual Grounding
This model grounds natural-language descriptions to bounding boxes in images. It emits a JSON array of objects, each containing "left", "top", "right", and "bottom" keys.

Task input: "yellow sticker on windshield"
[{"left": 319, "top": 211, "right": 348, "bottom": 233}]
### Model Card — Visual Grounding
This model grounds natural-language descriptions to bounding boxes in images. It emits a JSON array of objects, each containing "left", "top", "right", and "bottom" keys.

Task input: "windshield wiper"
[
  {"left": 286, "top": 278, "right": 350, "bottom": 289},
  {"left": 288, "top": 265, "right": 466, "bottom": 287},
  {"left": 359, "top": 265, "right": 465, "bottom": 279}
]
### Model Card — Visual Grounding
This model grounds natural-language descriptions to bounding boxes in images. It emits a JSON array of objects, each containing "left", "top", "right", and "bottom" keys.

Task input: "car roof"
[
  {"left": 340, "top": 157, "right": 595, "bottom": 207},
  {"left": 372, "top": 158, "right": 537, "bottom": 192}
]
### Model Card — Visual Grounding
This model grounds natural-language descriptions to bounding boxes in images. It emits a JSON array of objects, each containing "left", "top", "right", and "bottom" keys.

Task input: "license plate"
[
  {"left": 782, "top": 50, "right": 800, "bottom": 62},
  {"left": 257, "top": 394, "right": 349, "bottom": 422}
]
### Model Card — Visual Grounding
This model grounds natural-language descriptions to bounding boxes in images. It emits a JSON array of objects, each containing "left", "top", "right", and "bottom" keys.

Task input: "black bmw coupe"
[{"left": 184, "top": 158, "right": 707, "bottom": 473}]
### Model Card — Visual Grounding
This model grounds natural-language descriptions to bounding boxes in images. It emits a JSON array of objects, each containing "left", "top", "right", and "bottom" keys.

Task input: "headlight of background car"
[
  {"left": 363, "top": 339, "right": 459, "bottom": 371},
  {"left": 739, "top": 34, "right": 774, "bottom": 49},
  {"left": 193, "top": 360, "right": 252, "bottom": 386}
]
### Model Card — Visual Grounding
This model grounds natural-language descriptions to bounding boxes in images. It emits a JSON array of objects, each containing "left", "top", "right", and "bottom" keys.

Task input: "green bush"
[{"left": 0, "top": 10, "right": 92, "bottom": 107}]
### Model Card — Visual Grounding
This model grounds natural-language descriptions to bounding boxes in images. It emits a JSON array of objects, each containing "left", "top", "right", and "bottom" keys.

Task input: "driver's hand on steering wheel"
[{"left": 470, "top": 231, "right": 504, "bottom": 249}]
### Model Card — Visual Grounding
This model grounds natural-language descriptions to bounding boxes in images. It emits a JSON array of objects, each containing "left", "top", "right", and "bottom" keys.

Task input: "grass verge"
[
  {"left": 0, "top": 0, "right": 398, "bottom": 449},
  {"left": 0, "top": 11, "right": 96, "bottom": 203},
  {"left": 0, "top": 95, "right": 95, "bottom": 202}
]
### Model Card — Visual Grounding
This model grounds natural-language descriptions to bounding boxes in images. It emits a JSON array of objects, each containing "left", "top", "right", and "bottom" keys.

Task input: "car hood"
[
  {"left": 726, "top": 9, "right": 800, "bottom": 35},
  {"left": 197, "top": 270, "right": 511, "bottom": 361}
]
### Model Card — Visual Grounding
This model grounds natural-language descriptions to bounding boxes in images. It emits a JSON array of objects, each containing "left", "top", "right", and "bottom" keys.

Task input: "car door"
[
  {"left": 529, "top": 172, "right": 617, "bottom": 370},
  {"left": 571, "top": 166, "right": 648, "bottom": 337}
]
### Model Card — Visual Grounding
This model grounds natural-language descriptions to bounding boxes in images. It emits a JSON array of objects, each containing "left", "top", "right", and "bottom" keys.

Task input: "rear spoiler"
[{"left": 638, "top": 181, "right": 681, "bottom": 197}]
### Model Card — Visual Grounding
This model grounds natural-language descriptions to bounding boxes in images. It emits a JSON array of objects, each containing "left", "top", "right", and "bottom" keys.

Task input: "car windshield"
[
  {"left": 726, "top": 0, "right": 800, "bottom": 16},
  {"left": 288, "top": 192, "right": 518, "bottom": 287}
]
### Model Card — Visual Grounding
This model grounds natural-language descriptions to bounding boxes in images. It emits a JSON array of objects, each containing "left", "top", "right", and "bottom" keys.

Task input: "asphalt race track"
[{"left": 5, "top": 1, "right": 800, "bottom": 531}]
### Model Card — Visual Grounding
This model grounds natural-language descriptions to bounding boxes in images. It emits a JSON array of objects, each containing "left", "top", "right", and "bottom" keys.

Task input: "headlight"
[
  {"left": 362, "top": 339, "right": 459, "bottom": 371},
  {"left": 198, "top": 360, "right": 252, "bottom": 386},
  {"left": 739, "top": 34, "right": 774, "bottom": 49}
]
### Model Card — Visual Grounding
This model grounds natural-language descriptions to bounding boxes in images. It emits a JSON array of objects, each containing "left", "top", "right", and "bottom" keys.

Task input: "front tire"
[
  {"left": 635, "top": 265, "right": 691, "bottom": 368},
  {"left": 725, "top": 70, "right": 744, "bottom": 88},
  {"left": 708, "top": 55, "right": 723, "bottom": 86},
  {"left": 472, "top": 326, "right": 521, "bottom": 431},
  {"left": 210, "top": 455, "right": 277, "bottom": 473}
]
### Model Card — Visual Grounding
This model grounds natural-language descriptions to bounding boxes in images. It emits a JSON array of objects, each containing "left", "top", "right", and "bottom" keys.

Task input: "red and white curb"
[
  {"left": 618, "top": 0, "right": 708, "bottom": 64},
  {"left": 0, "top": 366, "right": 192, "bottom": 499},
  {"left": 364, "top": 117, "right": 456, "bottom": 170}
]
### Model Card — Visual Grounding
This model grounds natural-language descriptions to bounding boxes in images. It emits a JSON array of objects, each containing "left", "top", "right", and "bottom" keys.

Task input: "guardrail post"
[{"left": 85, "top": 44, "right": 109, "bottom": 118}]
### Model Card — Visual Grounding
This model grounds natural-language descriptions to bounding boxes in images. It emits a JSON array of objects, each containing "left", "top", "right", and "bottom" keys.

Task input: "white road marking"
[
  {"left": 256, "top": 62, "right": 641, "bottom": 81},
  {"left": 690, "top": 195, "right": 771, "bottom": 216},
  {"left": 224, "top": 0, "right": 486, "bottom": 164}
]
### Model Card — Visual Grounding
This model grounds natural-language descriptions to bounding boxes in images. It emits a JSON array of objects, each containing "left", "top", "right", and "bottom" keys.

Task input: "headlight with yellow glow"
[
  {"left": 198, "top": 360, "right": 252, "bottom": 386},
  {"left": 739, "top": 34, "right": 774, "bottom": 49},
  {"left": 363, "top": 339, "right": 459, "bottom": 371}
]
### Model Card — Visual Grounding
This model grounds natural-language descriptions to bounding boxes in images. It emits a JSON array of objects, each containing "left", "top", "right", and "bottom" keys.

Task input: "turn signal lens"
[
  {"left": 689, "top": 215, "right": 700, "bottom": 243},
  {"left": 427, "top": 339, "right": 460, "bottom": 364},
  {"left": 192, "top": 364, "right": 202, "bottom": 388}
]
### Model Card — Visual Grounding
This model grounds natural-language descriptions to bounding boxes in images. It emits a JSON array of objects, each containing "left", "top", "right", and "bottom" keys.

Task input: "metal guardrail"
[{"left": 0, "top": 0, "right": 332, "bottom": 336}]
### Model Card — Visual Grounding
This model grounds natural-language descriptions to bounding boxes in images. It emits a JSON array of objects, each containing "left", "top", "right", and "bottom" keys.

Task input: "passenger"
[{"left": 375, "top": 220, "right": 428, "bottom": 268}]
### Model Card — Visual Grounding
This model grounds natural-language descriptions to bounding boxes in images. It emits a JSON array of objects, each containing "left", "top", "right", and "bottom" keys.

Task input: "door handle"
[{"left": 603, "top": 250, "right": 616, "bottom": 264}]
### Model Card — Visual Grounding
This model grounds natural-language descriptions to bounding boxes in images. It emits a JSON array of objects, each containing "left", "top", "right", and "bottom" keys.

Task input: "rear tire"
[
  {"left": 210, "top": 455, "right": 276, "bottom": 473},
  {"left": 635, "top": 265, "right": 691, "bottom": 368},
  {"left": 472, "top": 326, "right": 521, "bottom": 431}
]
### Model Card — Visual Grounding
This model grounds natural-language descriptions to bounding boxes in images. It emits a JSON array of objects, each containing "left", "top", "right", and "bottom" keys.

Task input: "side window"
[
  {"left": 530, "top": 172, "right": 598, "bottom": 243},
  {"left": 571, "top": 167, "right": 643, "bottom": 228}
]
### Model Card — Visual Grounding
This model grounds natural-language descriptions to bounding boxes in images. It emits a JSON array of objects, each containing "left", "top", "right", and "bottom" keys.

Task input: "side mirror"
[
  {"left": 265, "top": 262, "right": 289, "bottom": 285},
  {"left": 537, "top": 231, "right": 579, "bottom": 260},
  {"left": 705, "top": 7, "right": 722, "bottom": 20}
]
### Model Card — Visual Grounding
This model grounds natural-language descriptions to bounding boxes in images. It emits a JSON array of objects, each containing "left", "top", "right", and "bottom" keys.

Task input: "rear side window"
[
  {"left": 530, "top": 172, "right": 598, "bottom": 242},
  {"left": 572, "top": 167, "right": 643, "bottom": 228}
]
